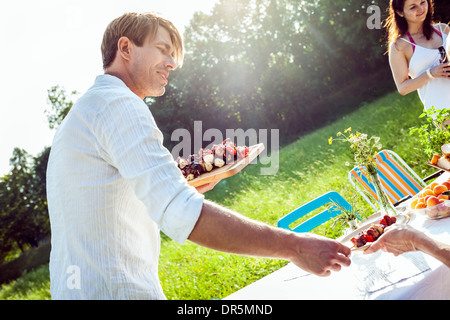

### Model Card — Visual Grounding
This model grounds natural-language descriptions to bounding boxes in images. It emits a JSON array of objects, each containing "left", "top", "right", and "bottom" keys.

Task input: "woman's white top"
[
  {"left": 46, "top": 74, "right": 204, "bottom": 299},
  {"left": 400, "top": 24, "right": 450, "bottom": 112}
]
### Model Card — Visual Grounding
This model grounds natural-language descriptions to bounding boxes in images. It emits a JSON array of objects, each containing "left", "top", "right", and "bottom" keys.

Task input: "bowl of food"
[
  {"left": 411, "top": 199, "right": 450, "bottom": 219},
  {"left": 409, "top": 181, "right": 450, "bottom": 219}
]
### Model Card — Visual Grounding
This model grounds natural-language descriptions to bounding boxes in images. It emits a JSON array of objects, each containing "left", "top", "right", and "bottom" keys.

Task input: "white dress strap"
[
  {"left": 399, "top": 37, "right": 415, "bottom": 46},
  {"left": 438, "top": 24, "right": 446, "bottom": 45}
]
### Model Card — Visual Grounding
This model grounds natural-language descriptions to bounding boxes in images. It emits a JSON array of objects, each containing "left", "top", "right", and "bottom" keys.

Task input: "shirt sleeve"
[{"left": 92, "top": 93, "right": 204, "bottom": 244}]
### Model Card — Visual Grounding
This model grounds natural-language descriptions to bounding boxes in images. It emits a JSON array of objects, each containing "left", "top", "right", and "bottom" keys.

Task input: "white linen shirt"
[{"left": 46, "top": 74, "right": 204, "bottom": 299}]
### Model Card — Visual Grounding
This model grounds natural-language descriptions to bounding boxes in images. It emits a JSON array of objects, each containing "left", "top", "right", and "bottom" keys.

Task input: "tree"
[
  {"left": 0, "top": 148, "right": 50, "bottom": 263},
  {"left": 45, "top": 85, "right": 78, "bottom": 130},
  {"left": 148, "top": 0, "right": 396, "bottom": 153}
]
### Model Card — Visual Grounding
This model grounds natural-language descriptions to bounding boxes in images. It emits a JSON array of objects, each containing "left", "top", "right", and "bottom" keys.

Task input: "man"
[{"left": 46, "top": 12, "right": 351, "bottom": 300}]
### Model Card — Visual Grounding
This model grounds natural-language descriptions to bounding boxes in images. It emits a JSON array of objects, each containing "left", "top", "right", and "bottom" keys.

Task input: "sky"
[{"left": 0, "top": 0, "right": 219, "bottom": 177}]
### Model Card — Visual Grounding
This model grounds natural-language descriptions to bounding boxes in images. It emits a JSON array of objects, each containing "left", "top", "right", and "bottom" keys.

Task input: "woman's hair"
[
  {"left": 384, "top": 0, "right": 436, "bottom": 51},
  {"left": 101, "top": 12, "right": 184, "bottom": 69}
]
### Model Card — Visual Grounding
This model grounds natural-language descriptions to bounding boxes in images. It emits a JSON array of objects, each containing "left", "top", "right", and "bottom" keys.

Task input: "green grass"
[
  {"left": 0, "top": 91, "right": 434, "bottom": 300},
  {"left": 0, "top": 264, "right": 50, "bottom": 300}
]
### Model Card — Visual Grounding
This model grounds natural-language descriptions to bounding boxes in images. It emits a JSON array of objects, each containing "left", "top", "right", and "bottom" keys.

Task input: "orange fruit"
[
  {"left": 415, "top": 202, "right": 427, "bottom": 209},
  {"left": 438, "top": 194, "right": 449, "bottom": 201},
  {"left": 422, "top": 189, "right": 436, "bottom": 197},
  {"left": 429, "top": 182, "right": 439, "bottom": 190},
  {"left": 427, "top": 196, "right": 440, "bottom": 207},
  {"left": 433, "top": 184, "right": 448, "bottom": 196},
  {"left": 410, "top": 199, "right": 419, "bottom": 209},
  {"left": 416, "top": 199, "right": 426, "bottom": 208},
  {"left": 442, "top": 181, "right": 450, "bottom": 189}
]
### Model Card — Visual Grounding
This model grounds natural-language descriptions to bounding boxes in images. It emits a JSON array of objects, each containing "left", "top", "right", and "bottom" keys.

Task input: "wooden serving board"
[
  {"left": 188, "top": 143, "right": 265, "bottom": 187},
  {"left": 427, "top": 162, "right": 450, "bottom": 173}
]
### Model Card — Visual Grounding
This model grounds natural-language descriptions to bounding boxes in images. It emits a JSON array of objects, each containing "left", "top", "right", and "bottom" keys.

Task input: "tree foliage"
[
  {"left": 45, "top": 85, "right": 78, "bottom": 130},
  {"left": 0, "top": 148, "right": 50, "bottom": 263},
  {"left": 149, "top": 0, "right": 402, "bottom": 151}
]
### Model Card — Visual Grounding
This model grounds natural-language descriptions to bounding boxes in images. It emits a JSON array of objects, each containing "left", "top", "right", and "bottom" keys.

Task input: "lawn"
[{"left": 0, "top": 90, "right": 433, "bottom": 300}]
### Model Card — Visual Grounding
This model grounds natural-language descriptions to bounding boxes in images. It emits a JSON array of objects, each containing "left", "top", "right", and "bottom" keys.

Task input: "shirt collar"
[{"left": 95, "top": 74, "right": 128, "bottom": 89}]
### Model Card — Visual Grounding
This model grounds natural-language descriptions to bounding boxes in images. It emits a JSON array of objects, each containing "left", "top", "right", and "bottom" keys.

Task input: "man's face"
[{"left": 129, "top": 26, "right": 176, "bottom": 98}]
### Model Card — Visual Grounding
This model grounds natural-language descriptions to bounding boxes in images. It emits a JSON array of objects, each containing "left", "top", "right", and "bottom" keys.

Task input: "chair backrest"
[
  {"left": 348, "top": 150, "right": 426, "bottom": 210},
  {"left": 277, "top": 191, "right": 352, "bottom": 233}
]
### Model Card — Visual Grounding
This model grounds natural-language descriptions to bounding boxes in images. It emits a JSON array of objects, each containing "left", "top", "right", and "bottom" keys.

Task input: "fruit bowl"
[
  {"left": 408, "top": 180, "right": 450, "bottom": 219},
  {"left": 412, "top": 199, "right": 450, "bottom": 219}
]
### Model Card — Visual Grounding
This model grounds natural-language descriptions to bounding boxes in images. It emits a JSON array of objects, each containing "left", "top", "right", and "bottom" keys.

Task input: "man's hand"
[
  {"left": 195, "top": 180, "right": 221, "bottom": 194},
  {"left": 290, "top": 233, "right": 352, "bottom": 276}
]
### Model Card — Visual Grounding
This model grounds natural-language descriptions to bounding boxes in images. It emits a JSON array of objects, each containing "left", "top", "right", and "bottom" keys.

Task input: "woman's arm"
[
  {"left": 365, "top": 224, "right": 450, "bottom": 268},
  {"left": 388, "top": 40, "right": 432, "bottom": 95},
  {"left": 389, "top": 38, "right": 450, "bottom": 96}
]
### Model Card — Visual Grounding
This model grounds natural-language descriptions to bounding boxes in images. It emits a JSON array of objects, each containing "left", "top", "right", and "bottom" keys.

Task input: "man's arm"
[{"left": 188, "top": 200, "right": 352, "bottom": 277}]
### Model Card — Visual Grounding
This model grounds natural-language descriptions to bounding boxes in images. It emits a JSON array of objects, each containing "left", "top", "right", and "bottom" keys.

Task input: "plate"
[
  {"left": 187, "top": 143, "right": 265, "bottom": 187},
  {"left": 340, "top": 212, "right": 410, "bottom": 252}
]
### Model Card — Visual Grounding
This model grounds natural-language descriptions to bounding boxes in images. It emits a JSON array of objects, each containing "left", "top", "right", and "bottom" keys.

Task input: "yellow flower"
[
  {"left": 344, "top": 127, "right": 351, "bottom": 133},
  {"left": 328, "top": 137, "right": 333, "bottom": 145}
]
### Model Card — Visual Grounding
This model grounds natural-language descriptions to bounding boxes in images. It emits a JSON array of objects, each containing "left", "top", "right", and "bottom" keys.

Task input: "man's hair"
[{"left": 101, "top": 12, "right": 184, "bottom": 69}]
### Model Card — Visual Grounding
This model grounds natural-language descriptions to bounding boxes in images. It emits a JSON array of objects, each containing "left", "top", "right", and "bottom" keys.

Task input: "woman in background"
[{"left": 385, "top": 0, "right": 450, "bottom": 116}]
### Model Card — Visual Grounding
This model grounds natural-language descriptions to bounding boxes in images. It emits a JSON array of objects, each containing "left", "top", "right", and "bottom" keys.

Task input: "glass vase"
[
  {"left": 367, "top": 167, "right": 398, "bottom": 217},
  {"left": 347, "top": 218, "right": 358, "bottom": 231}
]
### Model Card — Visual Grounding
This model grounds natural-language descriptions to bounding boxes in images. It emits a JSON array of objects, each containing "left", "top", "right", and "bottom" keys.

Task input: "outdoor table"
[{"left": 225, "top": 176, "right": 450, "bottom": 300}]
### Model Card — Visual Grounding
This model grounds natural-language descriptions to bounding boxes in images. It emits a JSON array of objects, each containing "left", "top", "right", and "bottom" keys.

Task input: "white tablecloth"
[{"left": 225, "top": 211, "right": 450, "bottom": 300}]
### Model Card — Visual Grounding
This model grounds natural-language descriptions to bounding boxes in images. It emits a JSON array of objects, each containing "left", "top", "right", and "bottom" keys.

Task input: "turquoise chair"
[{"left": 277, "top": 191, "right": 352, "bottom": 233}]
